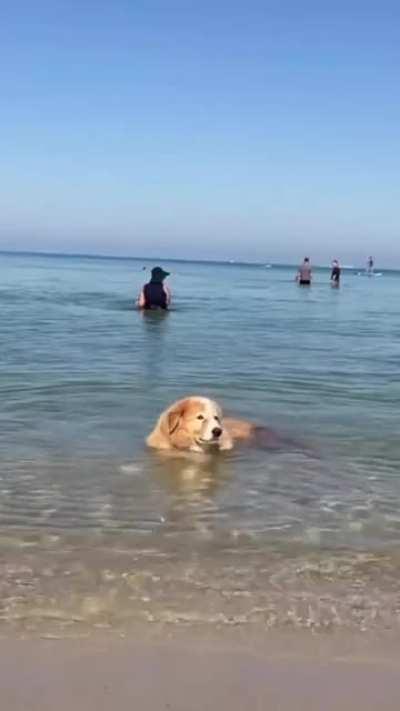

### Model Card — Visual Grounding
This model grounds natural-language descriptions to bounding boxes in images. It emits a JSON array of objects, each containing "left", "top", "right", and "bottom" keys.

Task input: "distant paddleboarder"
[
  {"left": 330, "top": 259, "right": 341, "bottom": 287},
  {"left": 366, "top": 256, "right": 374, "bottom": 275}
]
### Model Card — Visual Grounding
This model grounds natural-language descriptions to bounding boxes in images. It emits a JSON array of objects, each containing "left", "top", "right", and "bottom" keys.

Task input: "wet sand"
[{"left": 2, "top": 635, "right": 400, "bottom": 711}]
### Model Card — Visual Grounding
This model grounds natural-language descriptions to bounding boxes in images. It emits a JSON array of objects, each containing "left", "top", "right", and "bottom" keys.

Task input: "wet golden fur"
[{"left": 146, "top": 396, "right": 255, "bottom": 454}]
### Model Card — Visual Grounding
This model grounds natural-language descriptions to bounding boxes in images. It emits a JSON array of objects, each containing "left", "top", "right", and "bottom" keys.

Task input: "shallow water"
[{"left": 1, "top": 252, "right": 400, "bottom": 636}]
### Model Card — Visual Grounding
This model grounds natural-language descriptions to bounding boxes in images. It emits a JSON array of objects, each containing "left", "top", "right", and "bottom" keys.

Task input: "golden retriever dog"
[{"left": 146, "top": 396, "right": 293, "bottom": 454}]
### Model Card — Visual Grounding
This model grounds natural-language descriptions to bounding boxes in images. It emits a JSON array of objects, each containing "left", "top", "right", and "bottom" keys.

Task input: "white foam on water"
[{"left": 119, "top": 463, "right": 143, "bottom": 475}]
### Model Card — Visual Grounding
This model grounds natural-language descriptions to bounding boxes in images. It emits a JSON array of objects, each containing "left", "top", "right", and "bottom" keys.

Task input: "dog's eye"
[
  {"left": 214, "top": 416, "right": 220, "bottom": 423},
  {"left": 197, "top": 414, "right": 205, "bottom": 420}
]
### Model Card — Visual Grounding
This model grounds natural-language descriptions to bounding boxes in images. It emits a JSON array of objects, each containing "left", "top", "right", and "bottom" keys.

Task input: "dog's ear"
[
  {"left": 167, "top": 409, "right": 181, "bottom": 434},
  {"left": 164, "top": 399, "right": 189, "bottom": 435}
]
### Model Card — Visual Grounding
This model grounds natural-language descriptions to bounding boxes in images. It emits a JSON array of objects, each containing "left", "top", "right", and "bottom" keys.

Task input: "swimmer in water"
[
  {"left": 138, "top": 267, "right": 171, "bottom": 310},
  {"left": 296, "top": 257, "right": 312, "bottom": 285}
]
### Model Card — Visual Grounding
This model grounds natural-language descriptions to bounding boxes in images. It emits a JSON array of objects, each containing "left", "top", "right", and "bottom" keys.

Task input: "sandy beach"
[{"left": 2, "top": 633, "right": 400, "bottom": 711}]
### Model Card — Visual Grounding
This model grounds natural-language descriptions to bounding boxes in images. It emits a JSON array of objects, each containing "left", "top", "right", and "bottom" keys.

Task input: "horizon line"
[{"left": 0, "top": 248, "right": 390, "bottom": 271}]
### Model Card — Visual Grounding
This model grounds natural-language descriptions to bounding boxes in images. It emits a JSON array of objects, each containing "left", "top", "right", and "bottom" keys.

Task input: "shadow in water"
[
  {"left": 139, "top": 308, "right": 171, "bottom": 326},
  {"left": 132, "top": 308, "right": 171, "bottom": 385}
]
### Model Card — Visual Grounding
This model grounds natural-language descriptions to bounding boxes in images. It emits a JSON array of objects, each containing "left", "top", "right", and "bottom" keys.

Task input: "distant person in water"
[
  {"left": 330, "top": 259, "right": 341, "bottom": 286},
  {"left": 138, "top": 267, "right": 171, "bottom": 310},
  {"left": 367, "top": 256, "right": 374, "bottom": 274},
  {"left": 296, "top": 257, "right": 312, "bottom": 285}
]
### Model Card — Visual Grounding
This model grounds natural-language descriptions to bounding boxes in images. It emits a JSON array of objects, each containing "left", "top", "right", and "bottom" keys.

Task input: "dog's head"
[{"left": 161, "top": 397, "right": 230, "bottom": 451}]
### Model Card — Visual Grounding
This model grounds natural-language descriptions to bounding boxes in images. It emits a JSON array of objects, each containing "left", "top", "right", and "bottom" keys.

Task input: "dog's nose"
[{"left": 212, "top": 427, "right": 222, "bottom": 438}]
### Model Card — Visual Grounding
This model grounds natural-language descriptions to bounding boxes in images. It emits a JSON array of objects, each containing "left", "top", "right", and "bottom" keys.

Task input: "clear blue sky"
[{"left": 1, "top": 1, "right": 399, "bottom": 265}]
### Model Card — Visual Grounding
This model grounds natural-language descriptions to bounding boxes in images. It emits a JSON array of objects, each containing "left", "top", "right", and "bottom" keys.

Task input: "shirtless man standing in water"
[{"left": 296, "top": 257, "right": 312, "bottom": 285}]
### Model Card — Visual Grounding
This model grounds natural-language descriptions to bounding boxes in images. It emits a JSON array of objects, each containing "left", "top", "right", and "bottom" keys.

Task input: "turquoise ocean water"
[{"left": 1, "top": 251, "right": 400, "bottom": 636}]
